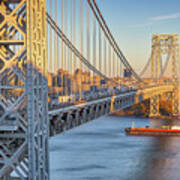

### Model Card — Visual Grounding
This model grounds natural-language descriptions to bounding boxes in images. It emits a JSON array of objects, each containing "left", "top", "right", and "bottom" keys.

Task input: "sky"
[{"left": 96, "top": 0, "right": 180, "bottom": 73}]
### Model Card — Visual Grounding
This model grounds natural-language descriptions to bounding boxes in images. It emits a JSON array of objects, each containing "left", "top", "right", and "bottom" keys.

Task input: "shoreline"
[{"left": 110, "top": 113, "right": 180, "bottom": 121}]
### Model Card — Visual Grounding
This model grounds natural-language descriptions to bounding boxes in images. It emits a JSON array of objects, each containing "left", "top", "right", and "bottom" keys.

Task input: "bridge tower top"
[
  {"left": 151, "top": 34, "right": 179, "bottom": 82},
  {"left": 152, "top": 34, "right": 178, "bottom": 39}
]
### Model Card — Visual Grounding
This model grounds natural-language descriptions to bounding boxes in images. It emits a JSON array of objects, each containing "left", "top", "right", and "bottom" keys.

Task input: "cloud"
[
  {"left": 130, "top": 13, "right": 180, "bottom": 28},
  {"left": 150, "top": 13, "right": 180, "bottom": 22},
  {"left": 129, "top": 22, "right": 153, "bottom": 28}
]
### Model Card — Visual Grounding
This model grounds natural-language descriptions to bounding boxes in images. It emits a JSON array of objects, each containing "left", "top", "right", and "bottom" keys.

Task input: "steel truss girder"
[{"left": 49, "top": 92, "right": 136, "bottom": 136}]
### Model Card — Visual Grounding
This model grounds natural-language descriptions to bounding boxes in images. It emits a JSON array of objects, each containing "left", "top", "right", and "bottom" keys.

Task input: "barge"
[{"left": 125, "top": 125, "right": 180, "bottom": 136}]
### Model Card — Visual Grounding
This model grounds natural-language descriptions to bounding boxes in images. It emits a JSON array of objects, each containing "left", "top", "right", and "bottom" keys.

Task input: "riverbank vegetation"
[{"left": 113, "top": 96, "right": 172, "bottom": 117}]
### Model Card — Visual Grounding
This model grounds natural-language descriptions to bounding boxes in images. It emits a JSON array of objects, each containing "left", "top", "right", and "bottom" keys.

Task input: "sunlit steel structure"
[{"left": 0, "top": 0, "right": 179, "bottom": 179}]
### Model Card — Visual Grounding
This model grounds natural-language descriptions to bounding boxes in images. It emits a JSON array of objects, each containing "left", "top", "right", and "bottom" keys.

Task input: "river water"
[{"left": 50, "top": 116, "right": 180, "bottom": 180}]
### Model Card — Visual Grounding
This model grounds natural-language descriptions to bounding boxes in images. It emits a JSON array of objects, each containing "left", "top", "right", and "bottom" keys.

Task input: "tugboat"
[{"left": 125, "top": 123, "right": 180, "bottom": 136}]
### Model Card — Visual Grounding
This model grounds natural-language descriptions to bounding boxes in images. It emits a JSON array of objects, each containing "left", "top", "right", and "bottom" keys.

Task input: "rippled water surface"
[{"left": 50, "top": 116, "right": 180, "bottom": 180}]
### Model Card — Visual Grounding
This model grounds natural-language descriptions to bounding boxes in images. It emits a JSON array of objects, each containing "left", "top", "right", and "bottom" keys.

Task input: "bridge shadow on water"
[{"left": 133, "top": 119, "right": 180, "bottom": 180}]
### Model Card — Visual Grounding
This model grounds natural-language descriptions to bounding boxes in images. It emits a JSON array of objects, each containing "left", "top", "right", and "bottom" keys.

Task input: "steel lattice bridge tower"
[
  {"left": 0, "top": 0, "right": 49, "bottom": 179},
  {"left": 140, "top": 34, "right": 180, "bottom": 117},
  {"left": 0, "top": 0, "right": 180, "bottom": 179}
]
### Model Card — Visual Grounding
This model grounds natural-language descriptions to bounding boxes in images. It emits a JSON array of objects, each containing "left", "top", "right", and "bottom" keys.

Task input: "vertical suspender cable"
[
  {"left": 93, "top": 14, "right": 96, "bottom": 84},
  {"left": 109, "top": 44, "right": 111, "bottom": 78},
  {"left": 104, "top": 37, "right": 107, "bottom": 87},
  {"left": 115, "top": 53, "right": 116, "bottom": 81},
  {"left": 57, "top": 0, "right": 60, "bottom": 94},
  {"left": 87, "top": 1, "right": 91, "bottom": 87},
  {"left": 67, "top": 0, "right": 70, "bottom": 96},
  {"left": 113, "top": 51, "right": 115, "bottom": 85},
  {"left": 73, "top": 0, "right": 76, "bottom": 70},
  {"left": 49, "top": 1, "right": 52, "bottom": 73},
  {"left": 61, "top": 0, "right": 64, "bottom": 99},
  {"left": 112, "top": 51, "right": 116, "bottom": 78},
  {"left": 46, "top": 4, "right": 49, "bottom": 83},
  {"left": 70, "top": 0, "right": 73, "bottom": 97},
  {"left": 114, "top": 53, "right": 116, "bottom": 79},
  {"left": 64, "top": 0, "right": 67, "bottom": 96},
  {"left": 117, "top": 56, "right": 119, "bottom": 87},
  {"left": 79, "top": 0, "right": 83, "bottom": 100},
  {"left": 73, "top": 0, "right": 76, "bottom": 98},
  {"left": 99, "top": 26, "right": 102, "bottom": 88},
  {"left": 116, "top": 54, "right": 118, "bottom": 80},
  {"left": 120, "top": 60, "right": 122, "bottom": 86},
  {"left": 116, "top": 54, "right": 119, "bottom": 82},
  {"left": 112, "top": 51, "right": 114, "bottom": 80},
  {"left": 55, "top": 0, "right": 58, "bottom": 95}
]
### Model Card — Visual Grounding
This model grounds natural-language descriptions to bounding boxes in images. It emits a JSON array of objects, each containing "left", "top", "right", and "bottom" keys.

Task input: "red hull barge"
[{"left": 125, "top": 127, "right": 180, "bottom": 136}]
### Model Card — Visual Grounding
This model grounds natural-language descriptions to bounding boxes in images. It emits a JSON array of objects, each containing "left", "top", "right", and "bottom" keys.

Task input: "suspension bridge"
[{"left": 0, "top": 0, "right": 179, "bottom": 179}]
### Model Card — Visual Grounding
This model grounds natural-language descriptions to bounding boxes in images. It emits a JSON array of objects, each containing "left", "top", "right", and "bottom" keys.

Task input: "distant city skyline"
[{"left": 96, "top": 0, "right": 180, "bottom": 73}]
